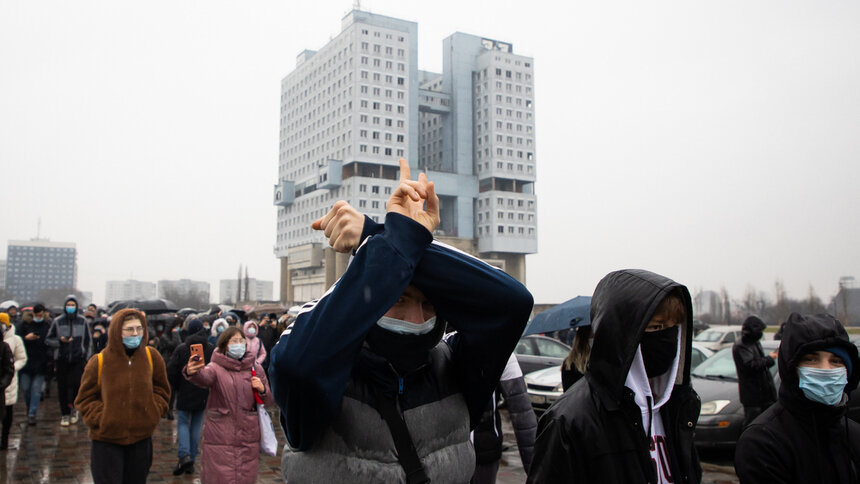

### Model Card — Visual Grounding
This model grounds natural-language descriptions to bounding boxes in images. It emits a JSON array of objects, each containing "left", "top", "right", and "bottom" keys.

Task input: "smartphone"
[{"left": 190, "top": 344, "right": 204, "bottom": 362}]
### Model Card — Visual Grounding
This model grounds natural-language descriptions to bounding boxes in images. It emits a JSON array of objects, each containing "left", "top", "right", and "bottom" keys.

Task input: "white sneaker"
[
  {"left": 70, "top": 410, "right": 79, "bottom": 424},
  {"left": 60, "top": 416, "right": 70, "bottom": 427}
]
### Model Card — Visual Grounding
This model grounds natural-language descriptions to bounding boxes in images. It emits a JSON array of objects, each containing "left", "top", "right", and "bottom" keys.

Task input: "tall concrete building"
[
  {"left": 105, "top": 280, "right": 157, "bottom": 304},
  {"left": 274, "top": 10, "right": 536, "bottom": 304},
  {"left": 219, "top": 278, "right": 274, "bottom": 304},
  {"left": 5, "top": 239, "right": 77, "bottom": 301},
  {"left": 0, "top": 260, "right": 6, "bottom": 290}
]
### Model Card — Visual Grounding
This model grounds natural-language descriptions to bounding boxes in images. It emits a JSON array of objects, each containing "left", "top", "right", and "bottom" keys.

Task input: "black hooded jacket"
[
  {"left": 45, "top": 296, "right": 91, "bottom": 363},
  {"left": 528, "top": 269, "right": 702, "bottom": 484},
  {"left": 732, "top": 316, "right": 777, "bottom": 407},
  {"left": 167, "top": 328, "right": 214, "bottom": 412},
  {"left": 735, "top": 312, "right": 860, "bottom": 484}
]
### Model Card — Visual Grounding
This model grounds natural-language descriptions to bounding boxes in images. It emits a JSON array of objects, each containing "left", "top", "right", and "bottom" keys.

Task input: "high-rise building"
[
  {"left": 219, "top": 279, "right": 274, "bottom": 304},
  {"left": 274, "top": 10, "right": 536, "bottom": 304},
  {"left": 157, "top": 279, "right": 210, "bottom": 302},
  {"left": 5, "top": 239, "right": 77, "bottom": 301},
  {"left": 105, "top": 280, "right": 157, "bottom": 304},
  {"left": 0, "top": 260, "right": 6, "bottom": 290}
]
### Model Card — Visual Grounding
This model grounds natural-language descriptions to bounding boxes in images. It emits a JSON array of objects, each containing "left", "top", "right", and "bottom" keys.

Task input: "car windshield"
[
  {"left": 694, "top": 330, "right": 724, "bottom": 343},
  {"left": 693, "top": 346, "right": 779, "bottom": 380},
  {"left": 692, "top": 347, "right": 737, "bottom": 379}
]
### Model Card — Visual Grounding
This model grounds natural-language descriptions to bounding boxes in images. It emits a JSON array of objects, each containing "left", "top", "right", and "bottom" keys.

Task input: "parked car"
[
  {"left": 693, "top": 325, "right": 743, "bottom": 352},
  {"left": 523, "top": 341, "right": 712, "bottom": 414},
  {"left": 693, "top": 340, "right": 779, "bottom": 448},
  {"left": 514, "top": 335, "right": 571, "bottom": 375}
]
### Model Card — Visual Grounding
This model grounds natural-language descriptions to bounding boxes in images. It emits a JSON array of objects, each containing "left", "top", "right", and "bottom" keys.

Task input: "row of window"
[
  {"left": 477, "top": 211, "right": 536, "bottom": 223},
  {"left": 359, "top": 28, "right": 406, "bottom": 43},
  {"left": 359, "top": 43, "right": 406, "bottom": 58},
  {"left": 478, "top": 225, "right": 536, "bottom": 237},
  {"left": 478, "top": 197, "right": 536, "bottom": 209}
]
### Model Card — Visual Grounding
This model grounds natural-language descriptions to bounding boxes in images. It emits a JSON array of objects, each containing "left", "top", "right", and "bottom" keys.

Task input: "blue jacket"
[{"left": 269, "top": 212, "right": 534, "bottom": 451}]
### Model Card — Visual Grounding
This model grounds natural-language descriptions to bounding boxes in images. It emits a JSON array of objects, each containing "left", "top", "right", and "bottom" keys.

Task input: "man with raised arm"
[{"left": 269, "top": 159, "right": 534, "bottom": 483}]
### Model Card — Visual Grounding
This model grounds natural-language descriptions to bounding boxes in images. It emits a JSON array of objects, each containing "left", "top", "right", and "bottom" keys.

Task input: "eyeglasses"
[{"left": 122, "top": 327, "right": 144, "bottom": 335}]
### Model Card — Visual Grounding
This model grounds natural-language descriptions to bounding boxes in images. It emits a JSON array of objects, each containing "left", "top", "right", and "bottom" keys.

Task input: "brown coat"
[{"left": 75, "top": 308, "right": 171, "bottom": 445}]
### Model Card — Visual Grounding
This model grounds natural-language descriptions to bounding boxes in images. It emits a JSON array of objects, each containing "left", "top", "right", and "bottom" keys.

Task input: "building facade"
[
  {"left": 274, "top": 10, "right": 536, "bottom": 304},
  {"left": 105, "top": 280, "right": 157, "bottom": 304},
  {"left": 219, "top": 278, "right": 274, "bottom": 304},
  {"left": 5, "top": 240, "right": 77, "bottom": 302},
  {"left": 0, "top": 260, "right": 6, "bottom": 290}
]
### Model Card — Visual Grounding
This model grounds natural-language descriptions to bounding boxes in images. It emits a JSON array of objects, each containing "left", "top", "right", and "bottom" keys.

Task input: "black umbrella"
[
  {"left": 523, "top": 296, "right": 592, "bottom": 336},
  {"left": 108, "top": 298, "right": 178, "bottom": 315}
]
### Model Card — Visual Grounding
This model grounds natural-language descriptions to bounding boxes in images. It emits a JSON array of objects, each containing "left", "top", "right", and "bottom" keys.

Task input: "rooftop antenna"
[{"left": 354, "top": 0, "right": 361, "bottom": 10}]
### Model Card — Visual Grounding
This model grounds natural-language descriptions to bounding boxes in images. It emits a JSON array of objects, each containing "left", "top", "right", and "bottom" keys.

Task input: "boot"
[{"left": 173, "top": 456, "right": 191, "bottom": 476}]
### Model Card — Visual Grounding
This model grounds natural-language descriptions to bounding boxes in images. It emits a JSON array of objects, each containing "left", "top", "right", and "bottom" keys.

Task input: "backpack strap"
[
  {"left": 370, "top": 384, "right": 430, "bottom": 484},
  {"left": 145, "top": 346, "right": 153, "bottom": 372}
]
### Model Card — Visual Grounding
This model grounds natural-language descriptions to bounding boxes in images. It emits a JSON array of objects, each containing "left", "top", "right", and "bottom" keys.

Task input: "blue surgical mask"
[
  {"left": 798, "top": 366, "right": 848, "bottom": 406},
  {"left": 217, "top": 326, "right": 225, "bottom": 334},
  {"left": 65, "top": 307, "right": 76, "bottom": 315},
  {"left": 227, "top": 343, "right": 246, "bottom": 360},
  {"left": 123, "top": 336, "right": 142, "bottom": 349},
  {"left": 377, "top": 316, "right": 437, "bottom": 335},
  {"left": 34, "top": 317, "right": 44, "bottom": 323}
]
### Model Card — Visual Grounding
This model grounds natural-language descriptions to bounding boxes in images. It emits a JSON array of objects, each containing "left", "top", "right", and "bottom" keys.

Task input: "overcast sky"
[{"left": 1, "top": 1, "right": 858, "bottom": 308}]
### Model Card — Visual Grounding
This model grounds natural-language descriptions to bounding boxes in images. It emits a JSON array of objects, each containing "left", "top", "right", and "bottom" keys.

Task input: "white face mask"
[{"left": 376, "top": 316, "right": 437, "bottom": 335}]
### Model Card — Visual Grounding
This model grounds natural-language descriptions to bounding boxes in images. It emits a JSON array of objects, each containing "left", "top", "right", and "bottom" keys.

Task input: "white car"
[{"left": 693, "top": 326, "right": 744, "bottom": 352}]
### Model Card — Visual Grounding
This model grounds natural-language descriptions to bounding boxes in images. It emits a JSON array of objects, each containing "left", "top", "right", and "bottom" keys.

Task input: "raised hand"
[
  {"left": 312, "top": 200, "right": 365, "bottom": 253},
  {"left": 386, "top": 158, "right": 440, "bottom": 233}
]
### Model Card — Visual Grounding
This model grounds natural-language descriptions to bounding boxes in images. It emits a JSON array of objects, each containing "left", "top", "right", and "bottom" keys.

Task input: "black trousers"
[
  {"left": 56, "top": 359, "right": 85, "bottom": 416},
  {"left": 743, "top": 403, "right": 773, "bottom": 428},
  {"left": 1, "top": 404, "right": 12, "bottom": 446},
  {"left": 91, "top": 438, "right": 153, "bottom": 484}
]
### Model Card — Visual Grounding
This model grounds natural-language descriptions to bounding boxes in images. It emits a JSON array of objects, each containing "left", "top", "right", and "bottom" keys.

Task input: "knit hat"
[
  {"left": 186, "top": 318, "right": 204, "bottom": 335},
  {"left": 0, "top": 313, "right": 8, "bottom": 326},
  {"left": 827, "top": 346, "right": 853, "bottom": 378}
]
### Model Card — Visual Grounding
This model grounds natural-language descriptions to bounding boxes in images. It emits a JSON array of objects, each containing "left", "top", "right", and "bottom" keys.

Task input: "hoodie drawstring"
[{"left": 647, "top": 396, "right": 653, "bottom": 441}]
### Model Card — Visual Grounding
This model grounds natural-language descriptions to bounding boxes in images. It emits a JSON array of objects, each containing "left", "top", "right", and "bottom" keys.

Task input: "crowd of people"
[{"left": 0, "top": 160, "right": 856, "bottom": 484}]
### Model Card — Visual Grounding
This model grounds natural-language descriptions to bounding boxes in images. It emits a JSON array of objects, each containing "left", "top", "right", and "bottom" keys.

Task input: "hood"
[
  {"left": 778, "top": 312, "right": 860, "bottom": 406},
  {"left": 741, "top": 315, "right": 766, "bottom": 342},
  {"left": 106, "top": 308, "right": 149, "bottom": 355},
  {"left": 243, "top": 320, "right": 259, "bottom": 339},
  {"left": 585, "top": 269, "right": 694, "bottom": 409},
  {"left": 64, "top": 295, "right": 78, "bottom": 307},
  {"left": 211, "top": 318, "right": 229, "bottom": 337},
  {"left": 186, "top": 327, "right": 210, "bottom": 345}
]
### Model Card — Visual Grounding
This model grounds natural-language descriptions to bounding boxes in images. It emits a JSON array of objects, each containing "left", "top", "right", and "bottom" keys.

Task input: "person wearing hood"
[
  {"left": 2, "top": 303, "right": 21, "bottom": 330},
  {"left": 224, "top": 312, "right": 241, "bottom": 327},
  {"left": 184, "top": 325, "right": 273, "bottom": 484},
  {"left": 243, "top": 320, "right": 267, "bottom": 365},
  {"left": 269, "top": 161, "right": 533, "bottom": 482},
  {"left": 735, "top": 312, "right": 860, "bottom": 483},
  {"left": 733, "top": 315, "right": 778, "bottom": 427},
  {"left": 167, "top": 318, "right": 214, "bottom": 476},
  {"left": 19, "top": 303, "right": 52, "bottom": 425},
  {"left": 74, "top": 308, "right": 171, "bottom": 484},
  {"left": 528, "top": 269, "right": 701, "bottom": 484},
  {"left": 46, "top": 295, "right": 92, "bottom": 427},
  {"left": 257, "top": 314, "right": 277, "bottom": 376},
  {"left": 0, "top": 313, "right": 26, "bottom": 450},
  {"left": 209, "top": 318, "right": 229, "bottom": 346},
  {"left": 91, "top": 316, "right": 109, "bottom": 354}
]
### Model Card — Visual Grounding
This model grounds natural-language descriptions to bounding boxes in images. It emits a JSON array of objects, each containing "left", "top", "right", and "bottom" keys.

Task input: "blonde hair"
[{"left": 563, "top": 326, "right": 593, "bottom": 374}]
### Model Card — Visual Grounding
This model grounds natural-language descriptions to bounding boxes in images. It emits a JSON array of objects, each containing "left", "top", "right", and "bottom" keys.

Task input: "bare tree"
[
  {"left": 236, "top": 265, "right": 242, "bottom": 304},
  {"left": 160, "top": 288, "right": 209, "bottom": 311},
  {"left": 35, "top": 287, "right": 85, "bottom": 307}
]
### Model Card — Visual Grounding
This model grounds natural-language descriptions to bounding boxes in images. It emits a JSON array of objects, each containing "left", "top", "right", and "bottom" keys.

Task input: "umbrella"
[
  {"left": 246, "top": 303, "right": 286, "bottom": 319},
  {"left": 523, "top": 296, "right": 592, "bottom": 336},
  {"left": 108, "top": 298, "right": 178, "bottom": 315}
]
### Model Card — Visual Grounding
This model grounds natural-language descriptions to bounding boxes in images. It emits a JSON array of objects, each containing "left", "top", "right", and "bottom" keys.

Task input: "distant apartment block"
[
  {"left": 274, "top": 10, "right": 536, "bottom": 303},
  {"left": 157, "top": 279, "right": 210, "bottom": 302},
  {"left": 219, "top": 279, "right": 274, "bottom": 304},
  {"left": 0, "top": 260, "right": 6, "bottom": 289},
  {"left": 105, "top": 280, "right": 157, "bottom": 304},
  {"left": 5, "top": 239, "right": 77, "bottom": 301}
]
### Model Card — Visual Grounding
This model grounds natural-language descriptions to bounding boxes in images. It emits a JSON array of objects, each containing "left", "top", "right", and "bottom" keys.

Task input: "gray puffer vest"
[{"left": 282, "top": 342, "right": 476, "bottom": 483}]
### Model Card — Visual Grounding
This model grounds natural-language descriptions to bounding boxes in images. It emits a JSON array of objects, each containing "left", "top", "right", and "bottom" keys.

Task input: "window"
[
  {"left": 372, "top": 185, "right": 379, "bottom": 194},
  {"left": 498, "top": 225, "right": 504, "bottom": 234}
]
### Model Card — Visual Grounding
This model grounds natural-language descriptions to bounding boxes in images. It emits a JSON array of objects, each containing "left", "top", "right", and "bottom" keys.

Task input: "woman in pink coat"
[
  {"left": 185, "top": 326, "right": 273, "bottom": 484},
  {"left": 243, "top": 320, "right": 267, "bottom": 366}
]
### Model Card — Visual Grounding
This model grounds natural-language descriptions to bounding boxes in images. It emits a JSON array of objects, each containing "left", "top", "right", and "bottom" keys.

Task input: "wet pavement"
[{"left": 0, "top": 383, "right": 738, "bottom": 483}]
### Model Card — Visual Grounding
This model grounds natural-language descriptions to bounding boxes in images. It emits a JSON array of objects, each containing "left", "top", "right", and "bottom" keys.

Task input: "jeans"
[
  {"left": 176, "top": 409, "right": 204, "bottom": 461},
  {"left": 18, "top": 372, "right": 45, "bottom": 418}
]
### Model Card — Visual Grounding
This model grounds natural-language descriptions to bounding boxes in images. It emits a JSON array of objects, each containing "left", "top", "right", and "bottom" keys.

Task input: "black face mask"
[
  {"left": 742, "top": 329, "right": 763, "bottom": 342},
  {"left": 640, "top": 326, "right": 679, "bottom": 377}
]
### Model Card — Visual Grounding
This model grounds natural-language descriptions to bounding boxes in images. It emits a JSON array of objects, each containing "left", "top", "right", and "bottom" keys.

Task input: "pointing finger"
[{"left": 398, "top": 158, "right": 411, "bottom": 182}]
